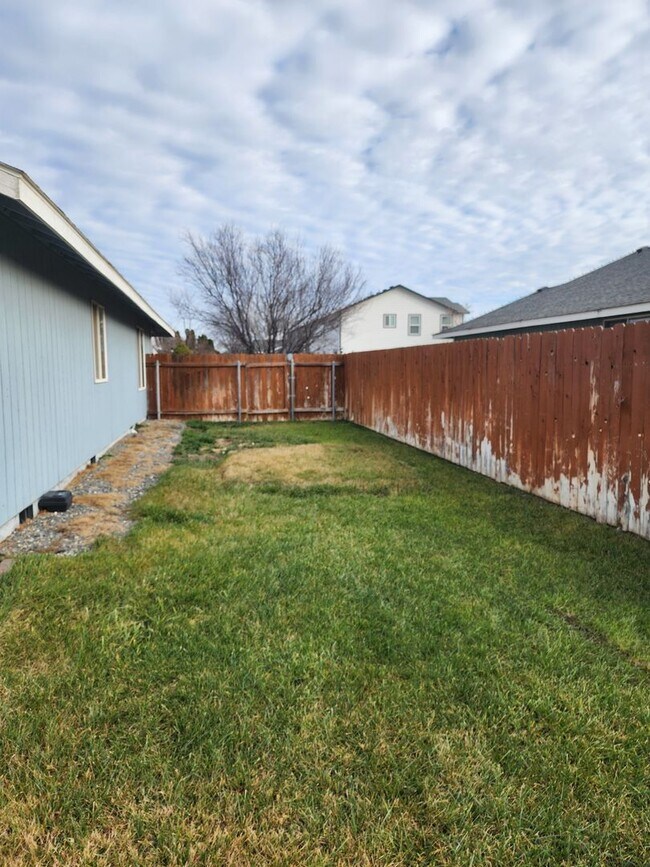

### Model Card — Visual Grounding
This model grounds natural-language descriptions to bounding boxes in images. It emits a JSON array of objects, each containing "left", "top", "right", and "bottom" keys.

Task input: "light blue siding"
[{"left": 0, "top": 213, "right": 150, "bottom": 530}]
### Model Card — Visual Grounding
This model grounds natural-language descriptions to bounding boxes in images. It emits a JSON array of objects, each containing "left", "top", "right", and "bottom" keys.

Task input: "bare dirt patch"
[{"left": 0, "top": 421, "right": 183, "bottom": 558}]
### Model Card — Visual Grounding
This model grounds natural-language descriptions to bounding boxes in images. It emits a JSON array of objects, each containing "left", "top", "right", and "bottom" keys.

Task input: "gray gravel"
[{"left": 0, "top": 421, "right": 184, "bottom": 559}]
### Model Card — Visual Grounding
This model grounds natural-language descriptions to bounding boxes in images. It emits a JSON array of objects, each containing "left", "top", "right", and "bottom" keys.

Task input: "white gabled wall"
[{"left": 340, "top": 287, "right": 464, "bottom": 353}]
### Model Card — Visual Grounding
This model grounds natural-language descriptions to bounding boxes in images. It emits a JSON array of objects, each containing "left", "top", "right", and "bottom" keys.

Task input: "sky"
[{"left": 1, "top": 0, "right": 649, "bottom": 330}]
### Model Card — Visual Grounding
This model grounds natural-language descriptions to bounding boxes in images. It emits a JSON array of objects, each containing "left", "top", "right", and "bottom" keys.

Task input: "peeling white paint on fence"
[{"left": 345, "top": 323, "right": 650, "bottom": 541}]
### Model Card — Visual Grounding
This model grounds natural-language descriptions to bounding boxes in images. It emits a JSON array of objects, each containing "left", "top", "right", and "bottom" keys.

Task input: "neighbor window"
[
  {"left": 137, "top": 329, "right": 147, "bottom": 389},
  {"left": 91, "top": 302, "right": 108, "bottom": 382},
  {"left": 440, "top": 313, "right": 453, "bottom": 329},
  {"left": 408, "top": 314, "right": 421, "bottom": 336},
  {"left": 383, "top": 313, "right": 397, "bottom": 328}
]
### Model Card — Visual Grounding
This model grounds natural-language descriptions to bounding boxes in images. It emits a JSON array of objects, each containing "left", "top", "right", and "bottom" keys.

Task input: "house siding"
[
  {"left": 340, "top": 288, "right": 463, "bottom": 353},
  {"left": 0, "top": 213, "right": 148, "bottom": 534}
]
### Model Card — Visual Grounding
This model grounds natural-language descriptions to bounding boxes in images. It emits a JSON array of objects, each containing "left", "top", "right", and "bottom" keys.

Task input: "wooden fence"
[
  {"left": 145, "top": 324, "right": 649, "bottom": 540},
  {"left": 345, "top": 322, "right": 650, "bottom": 540},
  {"left": 146, "top": 353, "right": 344, "bottom": 422}
]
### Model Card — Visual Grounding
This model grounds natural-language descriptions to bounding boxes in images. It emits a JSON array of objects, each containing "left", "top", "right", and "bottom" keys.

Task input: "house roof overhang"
[
  {"left": 340, "top": 284, "right": 468, "bottom": 317},
  {"left": 439, "top": 301, "right": 650, "bottom": 339},
  {"left": 0, "top": 161, "right": 174, "bottom": 336}
]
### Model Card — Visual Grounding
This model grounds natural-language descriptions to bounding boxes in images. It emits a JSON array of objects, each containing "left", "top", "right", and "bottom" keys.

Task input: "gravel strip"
[{"left": 0, "top": 421, "right": 184, "bottom": 558}]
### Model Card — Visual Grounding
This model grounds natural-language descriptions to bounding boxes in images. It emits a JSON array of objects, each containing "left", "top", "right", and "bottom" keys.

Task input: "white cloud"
[{"left": 0, "top": 0, "right": 648, "bottom": 324}]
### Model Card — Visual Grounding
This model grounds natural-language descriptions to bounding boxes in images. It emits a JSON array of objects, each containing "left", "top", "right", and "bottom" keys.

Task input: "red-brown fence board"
[
  {"left": 293, "top": 353, "right": 342, "bottom": 416},
  {"left": 146, "top": 353, "right": 343, "bottom": 422},
  {"left": 345, "top": 322, "right": 650, "bottom": 540}
]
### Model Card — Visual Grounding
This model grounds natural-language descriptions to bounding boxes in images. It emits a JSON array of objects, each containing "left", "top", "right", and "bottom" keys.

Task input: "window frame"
[
  {"left": 137, "top": 328, "right": 147, "bottom": 390},
  {"left": 91, "top": 302, "right": 108, "bottom": 383},
  {"left": 440, "top": 313, "right": 453, "bottom": 329},
  {"left": 408, "top": 313, "right": 421, "bottom": 336},
  {"left": 383, "top": 313, "right": 397, "bottom": 329}
]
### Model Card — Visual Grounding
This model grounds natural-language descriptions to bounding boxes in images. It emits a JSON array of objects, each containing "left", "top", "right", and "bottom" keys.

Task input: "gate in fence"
[{"left": 146, "top": 353, "right": 344, "bottom": 422}]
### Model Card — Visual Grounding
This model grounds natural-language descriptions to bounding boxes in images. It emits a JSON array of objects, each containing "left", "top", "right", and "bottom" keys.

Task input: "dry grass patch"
[
  {"left": 73, "top": 493, "right": 125, "bottom": 511},
  {"left": 45, "top": 494, "right": 127, "bottom": 552},
  {"left": 221, "top": 443, "right": 416, "bottom": 492}
]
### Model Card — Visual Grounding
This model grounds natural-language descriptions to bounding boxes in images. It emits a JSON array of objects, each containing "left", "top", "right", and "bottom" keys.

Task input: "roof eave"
[
  {"left": 0, "top": 161, "right": 174, "bottom": 336},
  {"left": 341, "top": 285, "right": 467, "bottom": 316},
  {"left": 440, "top": 301, "right": 650, "bottom": 338}
]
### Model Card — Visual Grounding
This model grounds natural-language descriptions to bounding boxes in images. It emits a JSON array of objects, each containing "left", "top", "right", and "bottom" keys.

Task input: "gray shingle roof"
[
  {"left": 428, "top": 296, "right": 469, "bottom": 315},
  {"left": 446, "top": 247, "right": 650, "bottom": 335},
  {"left": 340, "top": 284, "right": 467, "bottom": 315}
]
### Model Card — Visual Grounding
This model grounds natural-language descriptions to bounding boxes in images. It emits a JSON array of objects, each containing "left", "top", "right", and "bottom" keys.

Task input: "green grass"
[{"left": 0, "top": 421, "right": 648, "bottom": 865}]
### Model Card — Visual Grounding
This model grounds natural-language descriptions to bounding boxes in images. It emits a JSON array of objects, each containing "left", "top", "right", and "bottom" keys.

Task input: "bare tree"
[{"left": 177, "top": 225, "right": 364, "bottom": 353}]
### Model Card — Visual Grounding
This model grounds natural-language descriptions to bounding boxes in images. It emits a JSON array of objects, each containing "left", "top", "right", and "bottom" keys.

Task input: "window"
[
  {"left": 137, "top": 329, "right": 147, "bottom": 389},
  {"left": 408, "top": 313, "right": 421, "bottom": 336},
  {"left": 383, "top": 313, "right": 397, "bottom": 328},
  {"left": 91, "top": 302, "right": 108, "bottom": 382},
  {"left": 440, "top": 313, "right": 453, "bottom": 330}
]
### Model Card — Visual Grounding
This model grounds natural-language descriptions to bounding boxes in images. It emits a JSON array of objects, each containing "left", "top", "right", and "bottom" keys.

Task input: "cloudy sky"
[{"left": 1, "top": 0, "right": 649, "bottom": 328}]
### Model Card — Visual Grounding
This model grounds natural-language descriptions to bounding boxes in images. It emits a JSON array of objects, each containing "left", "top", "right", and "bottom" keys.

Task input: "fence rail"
[
  {"left": 345, "top": 322, "right": 650, "bottom": 540},
  {"left": 146, "top": 353, "right": 344, "bottom": 422}
]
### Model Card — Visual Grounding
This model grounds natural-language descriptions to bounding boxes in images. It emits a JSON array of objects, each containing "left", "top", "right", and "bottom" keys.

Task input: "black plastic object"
[{"left": 38, "top": 490, "right": 73, "bottom": 512}]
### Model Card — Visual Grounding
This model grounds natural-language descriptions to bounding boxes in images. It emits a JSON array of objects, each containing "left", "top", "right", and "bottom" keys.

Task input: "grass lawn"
[{"left": 0, "top": 421, "right": 648, "bottom": 865}]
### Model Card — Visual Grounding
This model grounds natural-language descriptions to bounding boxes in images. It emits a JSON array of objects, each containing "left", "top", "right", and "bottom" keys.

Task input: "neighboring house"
[
  {"left": 0, "top": 162, "right": 173, "bottom": 541},
  {"left": 336, "top": 285, "right": 468, "bottom": 353},
  {"left": 443, "top": 247, "right": 650, "bottom": 340}
]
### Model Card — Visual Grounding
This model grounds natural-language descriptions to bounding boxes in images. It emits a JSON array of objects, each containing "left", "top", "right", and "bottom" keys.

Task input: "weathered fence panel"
[
  {"left": 345, "top": 322, "right": 650, "bottom": 539},
  {"left": 146, "top": 353, "right": 344, "bottom": 422}
]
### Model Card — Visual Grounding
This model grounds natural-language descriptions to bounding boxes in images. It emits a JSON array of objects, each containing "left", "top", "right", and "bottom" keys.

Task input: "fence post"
[
  {"left": 288, "top": 354, "right": 295, "bottom": 421},
  {"left": 331, "top": 361, "right": 336, "bottom": 421},
  {"left": 236, "top": 360, "right": 242, "bottom": 423},
  {"left": 155, "top": 360, "right": 161, "bottom": 420}
]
